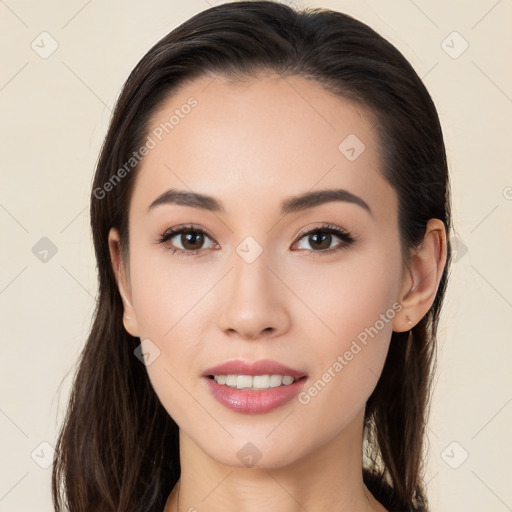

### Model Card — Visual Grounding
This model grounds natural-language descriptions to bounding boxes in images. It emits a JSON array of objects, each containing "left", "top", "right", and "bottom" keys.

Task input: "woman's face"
[{"left": 112, "top": 72, "right": 409, "bottom": 468}]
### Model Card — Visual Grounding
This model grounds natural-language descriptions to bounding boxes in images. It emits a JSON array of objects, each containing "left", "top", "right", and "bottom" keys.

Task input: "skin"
[{"left": 108, "top": 72, "right": 447, "bottom": 512}]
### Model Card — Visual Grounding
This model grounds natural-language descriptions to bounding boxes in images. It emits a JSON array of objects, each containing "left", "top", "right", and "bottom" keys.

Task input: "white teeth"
[
  {"left": 212, "top": 374, "right": 297, "bottom": 390},
  {"left": 225, "top": 375, "right": 238, "bottom": 387},
  {"left": 216, "top": 375, "right": 227, "bottom": 385},
  {"left": 253, "top": 375, "right": 270, "bottom": 389},
  {"left": 237, "top": 375, "right": 252, "bottom": 389}
]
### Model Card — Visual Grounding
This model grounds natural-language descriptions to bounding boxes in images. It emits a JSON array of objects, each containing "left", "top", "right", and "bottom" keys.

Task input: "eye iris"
[
  {"left": 182, "top": 231, "right": 204, "bottom": 250},
  {"left": 309, "top": 231, "right": 331, "bottom": 250}
]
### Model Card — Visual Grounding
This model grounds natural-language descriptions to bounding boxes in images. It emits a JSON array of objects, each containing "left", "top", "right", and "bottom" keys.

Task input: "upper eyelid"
[
  {"left": 161, "top": 224, "right": 349, "bottom": 240},
  {"left": 160, "top": 224, "right": 214, "bottom": 239},
  {"left": 295, "top": 223, "right": 350, "bottom": 238}
]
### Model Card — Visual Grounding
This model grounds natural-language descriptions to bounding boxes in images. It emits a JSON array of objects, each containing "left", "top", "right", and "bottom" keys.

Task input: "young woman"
[{"left": 52, "top": 2, "right": 451, "bottom": 511}]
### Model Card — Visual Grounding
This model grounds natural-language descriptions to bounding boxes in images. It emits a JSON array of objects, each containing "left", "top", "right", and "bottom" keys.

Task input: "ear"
[
  {"left": 108, "top": 227, "right": 140, "bottom": 337},
  {"left": 392, "top": 219, "right": 448, "bottom": 332}
]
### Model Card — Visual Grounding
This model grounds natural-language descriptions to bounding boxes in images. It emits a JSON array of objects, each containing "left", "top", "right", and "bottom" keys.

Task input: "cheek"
[
  {"left": 285, "top": 241, "right": 402, "bottom": 415},
  {"left": 127, "top": 249, "right": 218, "bottom": 421},
  {"left": 129, "top": 246, "right": 217, "bottom": 340},
  {"left": 284, "top": 240, "right": 402, "bottom": 344}
]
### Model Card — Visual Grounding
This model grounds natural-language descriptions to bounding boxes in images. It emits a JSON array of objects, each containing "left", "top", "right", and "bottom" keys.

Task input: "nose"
[{"left": 217, "top": 250, "right": 291, "bottom": 341}]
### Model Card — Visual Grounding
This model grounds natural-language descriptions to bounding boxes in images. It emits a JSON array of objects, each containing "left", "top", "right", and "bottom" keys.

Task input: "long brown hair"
[{"left": 52, "top": 2, "right": 452, "bottom": 510}]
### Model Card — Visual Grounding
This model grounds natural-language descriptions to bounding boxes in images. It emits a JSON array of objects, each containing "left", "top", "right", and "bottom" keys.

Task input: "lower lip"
[{"left": 204, "top": 376, "right": 308, "bottom": 414}]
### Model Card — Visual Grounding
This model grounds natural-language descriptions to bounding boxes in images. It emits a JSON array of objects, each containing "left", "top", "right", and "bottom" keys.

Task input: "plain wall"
[{"left": 1, "top": 1, "right": 511, "bottom": 510}]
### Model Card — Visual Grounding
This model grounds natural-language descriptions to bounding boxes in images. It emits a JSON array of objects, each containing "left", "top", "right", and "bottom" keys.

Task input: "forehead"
[{"left": 129, "top": 72, "right": 395, "bottom": 221}]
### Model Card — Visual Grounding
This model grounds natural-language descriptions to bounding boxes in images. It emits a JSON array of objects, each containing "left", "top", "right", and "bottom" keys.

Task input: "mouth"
[
  {"left": 202, "top": 358, "right": 307, "bottom": 382},
  {"left": 205, "top": 374, "right": 307, "bottom": 390},
  {"left": 201, "top": 359, "right": 308, "bottom": 414}
]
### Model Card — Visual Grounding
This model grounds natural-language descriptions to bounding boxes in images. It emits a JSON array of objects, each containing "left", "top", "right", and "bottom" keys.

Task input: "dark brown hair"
[{"left": 52, "top": 2, "right": 452, "bottom": 511}]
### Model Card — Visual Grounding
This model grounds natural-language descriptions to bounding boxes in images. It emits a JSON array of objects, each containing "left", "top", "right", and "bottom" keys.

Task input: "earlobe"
[
  {"left": 393, "top": 219, "right": 448, "bottom": 333},
  {"left": 108, "top": 228, "right": 140, "bottom": 337}
]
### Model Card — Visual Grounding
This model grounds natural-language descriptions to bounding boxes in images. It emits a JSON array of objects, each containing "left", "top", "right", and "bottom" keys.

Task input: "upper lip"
[{"left": 202, "top": 359, "right": 307, "bottom": 380}]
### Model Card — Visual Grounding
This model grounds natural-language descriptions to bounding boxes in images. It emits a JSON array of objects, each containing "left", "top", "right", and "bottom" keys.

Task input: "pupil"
[
  {"left": 310, "top": 232, "right": 331, "bottom": 250},
  {"left": 183, "top": 231, "right": 203, "bottom": 250}
]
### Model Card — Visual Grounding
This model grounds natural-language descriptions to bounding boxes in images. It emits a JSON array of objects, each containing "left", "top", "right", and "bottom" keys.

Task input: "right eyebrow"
[{"left": 147, "top": 189, "right": 225, "bottom": 214}]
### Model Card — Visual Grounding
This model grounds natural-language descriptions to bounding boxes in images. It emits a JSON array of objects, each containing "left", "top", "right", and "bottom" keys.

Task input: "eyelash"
[{"left": 156, "top": 223, "right": 356, "bottom": 258}]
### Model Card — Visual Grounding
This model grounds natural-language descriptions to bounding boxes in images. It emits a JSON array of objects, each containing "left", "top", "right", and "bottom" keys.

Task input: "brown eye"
[
  {"left": 158, "top": 225, "right": 218, "bottom": 255},
  {"left": 179, "top": 230, "right": 206, "bottom": 250},
  {"left": 305, "top": 231, "right": 334, "bottom": 250},
  {"left": 293, "top": 224, "right": 355, "bottom": 255}
]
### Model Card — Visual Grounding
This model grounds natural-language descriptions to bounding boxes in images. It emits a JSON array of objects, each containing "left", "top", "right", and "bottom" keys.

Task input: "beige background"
[{"left": 1, "top": 0, "right": 511, "bottom": 510}]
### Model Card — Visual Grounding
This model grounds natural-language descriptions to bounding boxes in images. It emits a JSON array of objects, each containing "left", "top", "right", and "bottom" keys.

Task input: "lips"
[
  {"left": 202, "top": 359, "right": 308, "bottom": 414},
  {"left": 202, "top": 359, "right": 307, "bottom": 380}
]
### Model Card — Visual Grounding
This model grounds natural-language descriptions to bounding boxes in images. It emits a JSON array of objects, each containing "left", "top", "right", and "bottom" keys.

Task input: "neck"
[{"left": 164, "top": 409, "right": 388, "bottom": 512}]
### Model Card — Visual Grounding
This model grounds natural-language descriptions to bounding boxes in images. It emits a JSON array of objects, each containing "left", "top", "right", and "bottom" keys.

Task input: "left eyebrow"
[
  {"left": 280, "top": 188, "right": 372, "bottom": 216},
  {"left": 147, "top": 187, "right": 372, "bottom": 216}
]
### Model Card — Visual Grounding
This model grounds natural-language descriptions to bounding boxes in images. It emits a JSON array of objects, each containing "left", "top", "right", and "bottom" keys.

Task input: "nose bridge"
[
  {"left": 230, "top": 237, "right": 276, "bottom": 308},
  {"left": 232, "top": 240, "right": 271, "bottom": 295},
  {"left": 217, "top": 236, "right": 290, "bottom": 338}
]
